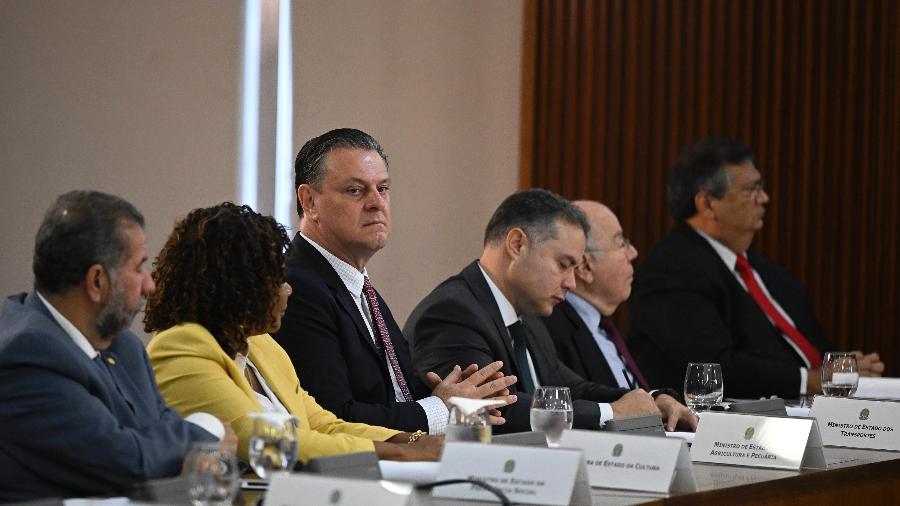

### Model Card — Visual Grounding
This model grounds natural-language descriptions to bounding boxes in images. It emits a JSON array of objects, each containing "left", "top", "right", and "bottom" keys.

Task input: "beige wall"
[
  {"left": 1, "top": 0, "right": 522, "bottom": 333},
  {"left": 0, "top": 0, "right": 243, "bottom": 338},
  {"left": 293, "top": 0, "right": 522, "bottom": 324}
]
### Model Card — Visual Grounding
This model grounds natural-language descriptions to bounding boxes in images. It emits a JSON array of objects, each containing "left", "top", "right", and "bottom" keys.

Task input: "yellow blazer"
[{"left": 147, "top": 323, "right": 400, "bottom": 463}]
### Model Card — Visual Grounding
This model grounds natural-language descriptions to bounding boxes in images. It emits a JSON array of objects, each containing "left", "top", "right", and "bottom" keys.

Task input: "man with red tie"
[
  {"left": 628, "top": 137, "right": 884, "bottom": 399},
  {"left": 272, "top": 128, "right": 516, "bottom": 436}
]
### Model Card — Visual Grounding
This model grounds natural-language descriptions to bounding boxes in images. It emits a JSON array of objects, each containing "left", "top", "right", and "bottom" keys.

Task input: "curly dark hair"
[{"left": 144, "top": 202, "right": 290, "bottom": 357}]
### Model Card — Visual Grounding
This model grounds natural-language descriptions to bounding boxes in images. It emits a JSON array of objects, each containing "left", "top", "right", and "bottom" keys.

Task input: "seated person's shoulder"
[{"left": 148, "top": 323, "right": 220, "bottom": 357}]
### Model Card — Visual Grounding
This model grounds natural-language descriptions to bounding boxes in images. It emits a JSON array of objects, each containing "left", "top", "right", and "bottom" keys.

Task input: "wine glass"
[
  {"left": 529, "top": 386, "right": 573, "bottom": 448},
  {"left": 184, "top": 442, "right": 239, "bottom": 506},
  {"left": 247, "top": 413, "right": 298, "bottom": 479},
  {"left": 821, "top": 352, "right": 859, "bottom": 397},
  {"left": 684, "top": 363, "right": 724, "bottom": 414}
]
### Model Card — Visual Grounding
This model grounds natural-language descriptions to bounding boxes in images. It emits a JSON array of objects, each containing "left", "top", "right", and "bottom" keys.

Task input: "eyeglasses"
[{"left": 614, "top": 236, "right": 632, "bottom": 251}]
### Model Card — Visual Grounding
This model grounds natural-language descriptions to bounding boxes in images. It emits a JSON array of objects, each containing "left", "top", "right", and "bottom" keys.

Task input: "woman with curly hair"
[{"left": 144, "top": 202, "right": 440, "bottom": 465}]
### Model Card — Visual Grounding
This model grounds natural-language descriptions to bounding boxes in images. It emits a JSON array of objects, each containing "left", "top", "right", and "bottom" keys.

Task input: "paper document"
[{"left": 378, "top": 460, "right": 440, "bottom": 484}]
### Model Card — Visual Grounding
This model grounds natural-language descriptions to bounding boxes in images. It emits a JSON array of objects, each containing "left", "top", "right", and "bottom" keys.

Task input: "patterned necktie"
[
  {"left": 599, "top": 317, "right": 649, "bottom": 390},
  {"left": 507, "top": 321, "right": 535, "bottom": 394},
  {"left": 362, "top": 276, "right": 413, "bottom": 402},
  {"left": 734, "top": 255, "right": 822, "bottom": 367}
]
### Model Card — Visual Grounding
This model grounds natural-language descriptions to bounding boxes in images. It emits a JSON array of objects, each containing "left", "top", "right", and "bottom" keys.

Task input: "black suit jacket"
[
  {"left": 272, "top": 234, "right": 432, "bottom": 433},
  {"left": 628, "top": 223, "right": 832, "bottom": 399},
  {"left": 404, "top": 261, "right": 628, "bottom": 433},
  {"left": 543, "top": 299, "right": 623, "bottom": 387}
]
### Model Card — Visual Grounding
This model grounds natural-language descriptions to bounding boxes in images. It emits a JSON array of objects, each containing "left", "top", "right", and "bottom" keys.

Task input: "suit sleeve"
[
  {"left": 148, "top": 326, "right": 399, "bottom": 464},
  {"left": 274, "top": 272, "right": 428, "bottom": 432},
  {"left": 0, "top": 353, "right": 209, "bottom": 495}
]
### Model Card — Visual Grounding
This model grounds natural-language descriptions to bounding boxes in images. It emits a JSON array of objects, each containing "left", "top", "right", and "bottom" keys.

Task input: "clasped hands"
[{"left": 425, "top": 361, "right": 518, "bottom": 426}]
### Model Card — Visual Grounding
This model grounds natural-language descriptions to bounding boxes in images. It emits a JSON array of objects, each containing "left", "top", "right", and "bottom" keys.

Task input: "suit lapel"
[
  {"left": 559, "top": 301, "right": 617, "bottom": 384},
  {"left": 459, "top": 262, "right": 516, "bottom": 368},
  {"left": 288, "top": 234, "right": 380, "bottom": 355}
]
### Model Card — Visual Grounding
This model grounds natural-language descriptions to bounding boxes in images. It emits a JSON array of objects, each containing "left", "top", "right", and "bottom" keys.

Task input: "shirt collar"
[
  {"left": 301, "top": 232, "right": 368, "bottom": 297},
  {"left": 35, "top": 290, "right": 99, "bottom": 359},
  {"left": 478, "top": 263, "right": 519, "bottom": 327},
  {"left": 693, "top": 227, "right": 743, "bottom": 271},
  {"left": 565, "top": 292, "right": 602, "bottom": 331}
]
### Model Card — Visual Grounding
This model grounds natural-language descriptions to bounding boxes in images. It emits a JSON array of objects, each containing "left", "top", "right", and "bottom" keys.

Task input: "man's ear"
[
  {"left": 575, "top": 253, "right": 594, "bottom": 285},
  {"left": 298, "top": 184, "right": 317, "bottom": 222},
  {"left": 505, "top": 228, "right": 528, "bottom": 261},
  {"left": 694, "top": 192, "right": 716, "bottom": 219},
  {"left": 84, "top": 264, "right": 108, "bottom": 304}
]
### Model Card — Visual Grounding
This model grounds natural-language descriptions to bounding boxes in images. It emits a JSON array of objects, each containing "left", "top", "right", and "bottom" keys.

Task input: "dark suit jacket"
[
  {"left": 543, "top": 299, "right": 623, "bottom": 387},
  {"left": 404, "top": 261, "right": 628, "bottom": 433},
  {"left": 628, "top": 223, "right": 832, "bottom": 399},
  {"left": 272, "top": 233, "right": 432, "bottom": 433},
  {"left": 0, "top": 292, "right": 215, "bottom": 502}
]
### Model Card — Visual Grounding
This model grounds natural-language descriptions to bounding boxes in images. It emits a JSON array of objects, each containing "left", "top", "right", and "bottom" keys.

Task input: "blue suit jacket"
[{"left": 0, "top": 292, "right": 216, "bottom": 502}]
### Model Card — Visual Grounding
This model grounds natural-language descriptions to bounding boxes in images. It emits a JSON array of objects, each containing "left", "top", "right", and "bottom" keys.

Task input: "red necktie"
[
  {"left": 599, "top": 317, "right": 649, "bottom": 390},
  {"left": 362, "top": 276, "right": 414, "bottom": 402},
  {"left": 734, "top": 255, "right": 822, "bottom": 368}
]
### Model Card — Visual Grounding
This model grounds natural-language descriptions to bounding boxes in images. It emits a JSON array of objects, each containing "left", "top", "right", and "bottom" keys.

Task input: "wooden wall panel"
[{"left": 521, "top": 0, "right": 899, "bottom": 375}]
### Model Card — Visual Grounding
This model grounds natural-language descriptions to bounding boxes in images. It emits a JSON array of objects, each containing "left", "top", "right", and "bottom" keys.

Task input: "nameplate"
[
  {"left": 433, "top": 442, "right": 590, "bottom": 505},
  {"left": 810, "top": 396, "right": 900, "bottom": 451},
  {"left": 559, "top": 429, "right": 696, "bottom": 493},
  {"left": 264, "top": 474, "right": 410, "bottom": 506},
  {"left": 691, "top": 412, "right": 826, "bottom": 470}
]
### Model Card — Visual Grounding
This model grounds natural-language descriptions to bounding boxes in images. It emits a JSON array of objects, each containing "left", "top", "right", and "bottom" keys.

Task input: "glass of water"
[
  {"left": 821, "top": 352, "right": 859, "bottom": 397},
  {"left": 248, "top": 413, "right": 298, "bottom": 479},
  {"left": 184, "top": 442, "right": 239, "bottom": 506},
  {"left": 446, "top": 404, "right": 492, "bottom": 443},
  {"left": 529, "top": 386, "right": 573, "bottom": 448},
  {"left": 684, "top": 363, "right": 724, "bottom": 414}
]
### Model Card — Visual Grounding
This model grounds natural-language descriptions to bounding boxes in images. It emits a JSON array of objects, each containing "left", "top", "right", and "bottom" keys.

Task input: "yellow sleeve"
[{"left": 147, "top": 324, "right": 395, "bottom": 463}]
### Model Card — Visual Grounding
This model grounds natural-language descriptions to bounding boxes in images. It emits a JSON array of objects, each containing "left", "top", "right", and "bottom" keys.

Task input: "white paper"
[
  {"left": 810, "top": 396, "right": 900, "bottom": 450},
  {"left": 690, "top": 412, "right": 824, "bottom": 470},
  {"left": 433, "top": 442, "right": 583, "bottom": 506},
  {"left": 786, "top": 406, "right": 811, "bottom": 417},
  {"left": 447, "top": 396, "right": 505, "bottom": 416},
  {"left": 378, "top": 460, "right": 440, "bottom": 484},
  {"left": 665, "top": 431, "right": 696, "bottom": 444},
  {"left": 560, "top": 430, "right": 696, "bottom": 493},
  {"left": 264, "top": 474, "right": 410, "bottom": 506},
  {"left": 853, "top": 377, "right": 900, "bottom": 400},
  {"left": 64, "top": 499, "right": 132, "bottom": 506}
]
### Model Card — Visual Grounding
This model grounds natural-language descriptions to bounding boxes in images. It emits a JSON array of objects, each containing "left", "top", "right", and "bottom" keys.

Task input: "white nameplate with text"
[
  {"left": 433, "top": 442, "right": 590, "bottom": 506},
  {"left": 264, "top": 474, "right": 410, "bottom": 506},
  {"left": 810, "top": 396, "right": 900, "bottom": 450},
  {"left": 559, "top": 430, "right": 696, "bottom": 493},
  {"left": 691, "top": 412, "right": 826, "bottom": 470}
]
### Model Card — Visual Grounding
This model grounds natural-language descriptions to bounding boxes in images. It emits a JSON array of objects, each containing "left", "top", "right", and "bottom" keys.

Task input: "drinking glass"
[
  {"left": 446, "top": 404, "right": 492, "bottom": 443},
  {"left": 529, "top": 386, "right": 573, "bottom": 448},
  {"left": 247, "top": 413, "right": 298, "bottom": 479},
  {"left": 184, "top": 442, "right": 239, "bottom": 506},
  {"left": 821, "top": 352, "right": 859, "bottom": 397},
  {"left": 684, "top": 363, "right": 724, "bottom": 414}
]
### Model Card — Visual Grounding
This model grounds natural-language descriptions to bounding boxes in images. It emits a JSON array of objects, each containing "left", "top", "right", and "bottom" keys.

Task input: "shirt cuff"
[
  {"left": 185, "top": 412, "right": 225, "bottom": 441},
  {"left": 799, "top": 367, "right": 808, "bottom": 396},
  {"left": 417, "top": 396, "right": 449, "bottom": 435},
  {"left": 598, "top": 403, "right": 614, "bottom": 426}
]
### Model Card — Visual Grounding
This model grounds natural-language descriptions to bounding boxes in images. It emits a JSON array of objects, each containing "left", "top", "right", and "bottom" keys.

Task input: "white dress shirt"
[
  {"left": 301, "top": 233, "right": 448, "bottom": 434},
  {"left": 478, "top": 264, "right": 615, "bottom": 424},
  {"left": 693, "top": 229, "right": 808, "bottom": 395},
  {"left": 36, "top": 291, "right": 225, "bottom": 440},
  {"left": 565, "top": 292, "right": 636, "bottom": 389}
]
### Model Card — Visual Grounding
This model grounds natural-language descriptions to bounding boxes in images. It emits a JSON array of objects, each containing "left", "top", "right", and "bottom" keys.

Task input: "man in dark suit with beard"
[{"left": 628, "top": 137, "right": 884, "bottom": 399}]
